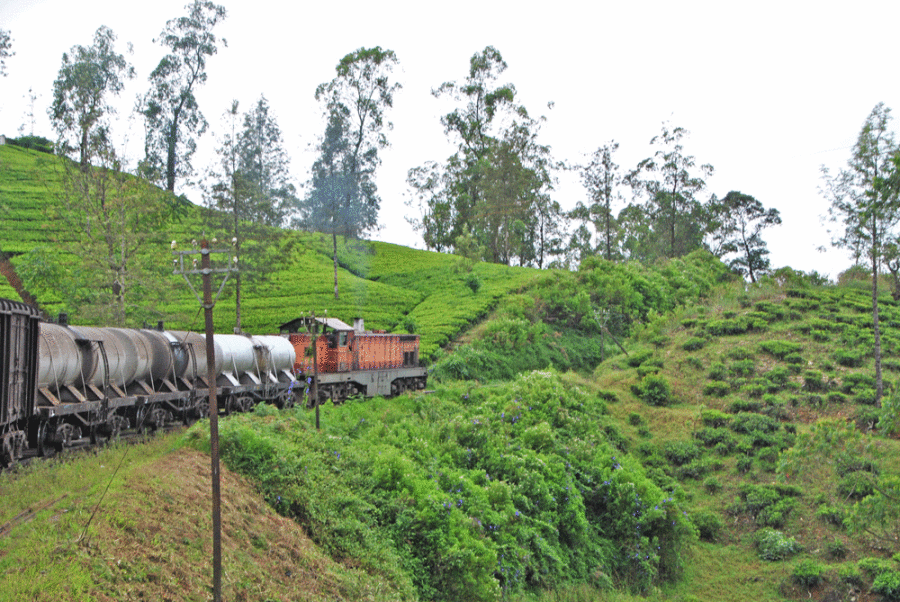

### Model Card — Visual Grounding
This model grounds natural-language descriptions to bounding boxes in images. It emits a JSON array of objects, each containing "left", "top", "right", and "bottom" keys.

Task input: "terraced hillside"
[{"left": 0, "top": 144, "right": 537, "bottom": 358}]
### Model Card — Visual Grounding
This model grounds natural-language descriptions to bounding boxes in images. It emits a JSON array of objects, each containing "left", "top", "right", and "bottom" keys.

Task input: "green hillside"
[
  {"left": 2, "top": 144, "right": 900, "bottom": 602},
  {"left": 0, "top": 144, "right": 536, "bottom": 358}
]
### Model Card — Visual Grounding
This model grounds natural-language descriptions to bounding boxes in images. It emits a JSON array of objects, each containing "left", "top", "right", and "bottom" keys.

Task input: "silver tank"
[
  {"left": 215, "top": 334, "right": 257, "bottom": 378},
  {"left": 37, "top": 323, "right": 82, "bottom": 388},
  {"left": 168, "top": 330, "right": 223, "bottom": 379},
  {"left": 252, "top": 335, "right": 296, "bottom": 376}
]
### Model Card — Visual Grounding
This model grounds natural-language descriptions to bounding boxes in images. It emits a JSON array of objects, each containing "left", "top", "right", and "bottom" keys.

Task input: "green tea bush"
[
  {"left": 885, "top": 574, "right": 900, "bottom": 601},
  {"left": 837, "top": 471, "right": 876, "bottom": 499},
  {"left": 694, "top": 427, "right": 735, "bottom": 448},
  {"left": 758, "top": 340, "right": 803, "bottom": 359},
  {"left": 834, "top": 349, "right": 866, "bottom": 368},
  {"left": 663, "top": 441, "right": 704, "bottom": 466},
  {"left": 826, "top": 537, "right": 848, "bottom": 560},
  {"left": 859, "top": 557, "right": 895, "bottom": 577},
  {"left": 707, "top": 362, "right": 728, "bottom": 381},
  {"left": 636, "top": 374, "right": 674, "bottom": 407},
  {"left": 842, "top": 372, "right": 875, "bottom": 393},
  {"left": 691, "top": 510, "right": 723, "bottom": 542},
  {"left": 791, "top": 559, "right": 826, "bottom": 587},
  {"left": 729, "top": 412, "right": 780, "bottom": 434},
  {"left": 838, "top": 563, "right": 863, "bottom": 586},
  {"left": 803, "top": 371, "right": 827, "bottom": 392},
  {"left": 815, "top": 504, "right": 847, "bottom": 527},
  {"left": 682, "top": 337, "right": 706, "bottom": 351},
  {"left": 705, "top": 318, "right": 748, "bottom": 336},
  {"left": 700, "top": 409, "right": 731, "bottom": 428},
  {"left": 731, "top": 359, "right": 756, "bottom": 377},
  {"left": 703, "top": 381, "right": 730, "bottom": 397},
  {"left": 703, "top": 476, "right": 723, "bottom": 494},
  {"left": 755, "top": 528, "right": 801, "bottom": 561}
]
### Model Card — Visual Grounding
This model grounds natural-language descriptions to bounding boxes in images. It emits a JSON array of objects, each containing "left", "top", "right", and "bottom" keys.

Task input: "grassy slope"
[
  {"left": 3, "top": 145, "right": 900, "bottom": 601},
  {"left": 591, "top": 279, "right": 900, "bottom": 602},
  {"left": 0, "top": 144, "right": 537, "bottom": 358},
  {"left": 0, "top": 433, "right": 408, "bottom": 601}
]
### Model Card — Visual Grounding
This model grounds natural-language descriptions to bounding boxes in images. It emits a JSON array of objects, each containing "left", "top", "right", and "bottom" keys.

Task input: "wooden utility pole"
[{"left": 173, "top": 239, "right": 234, "bottom": 602}]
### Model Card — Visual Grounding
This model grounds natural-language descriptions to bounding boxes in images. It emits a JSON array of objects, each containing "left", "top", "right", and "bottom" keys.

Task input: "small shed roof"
[{"left": 278, "top": 316, "right": 353, "bottom": 333}]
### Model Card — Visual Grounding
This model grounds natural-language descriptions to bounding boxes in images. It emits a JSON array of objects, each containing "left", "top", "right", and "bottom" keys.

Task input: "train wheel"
[{"left": 36, "top": 420, "right": 55, "bottom": 457}]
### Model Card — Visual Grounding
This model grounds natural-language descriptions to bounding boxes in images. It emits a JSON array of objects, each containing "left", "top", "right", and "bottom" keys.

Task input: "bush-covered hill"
[
  {"left": 0, "top": 144, "right": 536, "bottom": 358},
  {"left": 4, "top": 143, "right": 900, "bottom": 602}
]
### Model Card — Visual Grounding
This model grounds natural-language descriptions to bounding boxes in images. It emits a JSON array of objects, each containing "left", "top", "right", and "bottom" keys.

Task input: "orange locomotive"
[{"left": 280, "top": 316, "right": 427, "bottom": 406}]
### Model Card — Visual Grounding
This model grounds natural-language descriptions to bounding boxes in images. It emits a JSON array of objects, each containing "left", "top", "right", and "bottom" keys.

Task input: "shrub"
[
  {"left": 700, "top": 409, "right": 731, "bottom": 428},
  {"left": 703, "top": 381, "right": 731, "bottom": 397},
  {"left": 628, "top": 412, "right": 645, "bottom": 427},
  {"left": 682, "top": 337, "right": 706, "bottom": 351},
  {"left": 663, "top": 441, "right": 704, "bottom": 466},
  {"left": 815, "top": 504, "right": 846, "bottom": 527},
  {"left": 740, "top": 383, "right": 767, "bottom": 398},
  {"left": 838, "top": 563, "right": 863, "bottom": 586},
  {"left": 803, "top": 371, "right": 827, "bottom": 392},
  {"left": 729, "top": 398, "right": 762, "bottom": 413},
  {"left": 465, "top": 271, "right": 482, "bottom": 293},
  {"left": 826, "top": 537, "right": 848, "bottom": 560},
  {"left": 842, "top": 372, "right": 875, "bottom": 393},
  {"left": 707, "top": 362, "right": 728, "bottom": 380},
  {"left": 703, "top": 476, "right": 723, "bottom": 494},
  {"left": 637, "top": 374, "right": 674, "bottom": 406},
  {"left": 729, "top": 412, "right": 780, "bottom": 434},
  {"left": 756, "top": 528, "right": 801, "bottom": 561},
  {"left": 692, "top": 510, "right": 723, "bottom": 542},
  {"left": 694, "top": 427, "right": 734, "bottom": 448},
  {"left": 736, "top": 456, "right": 753, "bottom": 473},
  {"left": 677, "top": 458, "right": 713, "bottom": 480},
  {"left": 730, "top": 359, "right": 756, "bottom": 377},
  {"left": 792, "top": 559, "right": 826, "bottom": 587},
  {"left": 706, "top": 318, "right": 748, "bottom": 336},
  {"left": 758, "top": 340, "right": 803, "bottom": 359},
  {"left": 834, "top": 349, "right": 866, "bottom": 368},
  {"left": 837, "top": 471, "right": 875, "bottom": 499},
  {"left": 859, "top": 557, "right": 895, "bottom": 577}
]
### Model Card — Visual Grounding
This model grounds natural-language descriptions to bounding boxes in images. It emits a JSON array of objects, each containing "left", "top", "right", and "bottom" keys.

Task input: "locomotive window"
[{"left": 339, "top": 332, "right": 348, "bottom": 347}]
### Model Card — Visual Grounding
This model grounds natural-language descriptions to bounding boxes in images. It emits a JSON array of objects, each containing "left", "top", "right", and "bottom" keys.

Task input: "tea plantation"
[{"left": 3, "top": 143, "right": 900, "bottom": 602}]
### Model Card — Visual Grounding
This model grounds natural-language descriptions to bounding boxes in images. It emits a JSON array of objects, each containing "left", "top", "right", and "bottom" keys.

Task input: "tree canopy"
[
  {"left": 297, "top": 46, "right": 400, "bottom": 299},
  {"left": 49, "top": 25, "right": 134, "bottom": 168},
  {"left": 140, "top": 0, "right": 226, "bottom": 193},
  {"left": 408, "top": 46, "right": 563, "bottom": 268},
  {"left": 822, "top": 102, "right": 900, "bottom": 405}
]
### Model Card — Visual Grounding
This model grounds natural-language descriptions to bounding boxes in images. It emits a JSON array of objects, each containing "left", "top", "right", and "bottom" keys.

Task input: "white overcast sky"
[{"left": 2, "top": 0, "right": 899, "bottom": 280}]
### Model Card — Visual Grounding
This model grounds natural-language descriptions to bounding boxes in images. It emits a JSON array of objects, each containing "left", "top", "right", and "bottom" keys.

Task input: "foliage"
[
  {"left": 570, "top": 141, "right": 624, "bottom": 262},
  {"left": 708, "top": 191, "right": 781, "bottom": 283},
  {"left": 0, "top": 28, "right": 12, "bottom": 76},
  {"left": 140, "top": 0, "right": 227, "bottom": 192},
  {"left": 297, "top": 47, "right": 399, "bottom": 299},
  {"left": 408, "top": 46, "right": 564, "bottom": 268},
  {"left": 754, "top": 528, "right": 801, "bottom": 561},
  {"left": 622, "top": 123, "right": 714, "bottom": 261},
  {"left": 821, "top": 102, "right": 900, "bottom": 405},
  {"left": 636, "top": 374, "right": 674, "bottom": 407},
  {"left": 872, "top": 571, "right": 900, "bottom": 601},
  {"left": 49, "top": 25, "right": 134, "bottom": 168},
  {"left": 691, "top": 510, "right": 723, "bottom": 542},
  {"left": 791, "top": 559, "right": 825, "bottom": 587},
  {"left": 187, "top": 371, "right": 696, "bottom": 599},
  {"left": 757, "top": 340, "right": 802, "bottom": 359}
]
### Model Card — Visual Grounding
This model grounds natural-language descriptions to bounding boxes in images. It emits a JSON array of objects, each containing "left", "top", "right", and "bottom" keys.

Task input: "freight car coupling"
[{"left": 0, "top": 300, "right": 426, "bottom": 466}]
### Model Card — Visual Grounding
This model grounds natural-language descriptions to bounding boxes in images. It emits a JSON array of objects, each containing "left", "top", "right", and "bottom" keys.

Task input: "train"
[{"left": 0, "top": 298, "right": 426, "bottom": 466}]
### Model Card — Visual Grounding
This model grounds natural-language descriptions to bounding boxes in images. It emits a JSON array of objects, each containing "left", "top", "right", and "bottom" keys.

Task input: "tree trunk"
[
  {"left": 332, "top": 231, "right": 339, "bottom": 300},
  {"left": 873, "top": 224, "right": 884, "bottom": 407}
]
